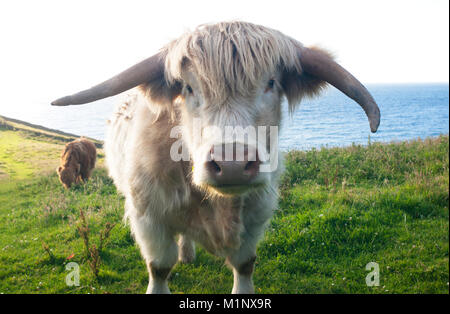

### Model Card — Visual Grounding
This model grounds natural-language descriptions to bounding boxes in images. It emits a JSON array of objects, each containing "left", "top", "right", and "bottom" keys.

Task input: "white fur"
[{"left": 105, "top": 88, "right": 282, "bottom": 293}]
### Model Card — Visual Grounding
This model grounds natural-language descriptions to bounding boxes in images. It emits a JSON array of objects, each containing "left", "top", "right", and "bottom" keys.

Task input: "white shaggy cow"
[{"left": 52, "top": 21, "right": 380, "bottom": 294}]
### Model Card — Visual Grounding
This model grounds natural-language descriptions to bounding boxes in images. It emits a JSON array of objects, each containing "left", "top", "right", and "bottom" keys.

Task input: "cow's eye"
[
  {"left": 186, "top": 84, "right": 194, "bottom": 95},
  {"left": 265, "top": 79, "right": 275, "bottom": 92}
]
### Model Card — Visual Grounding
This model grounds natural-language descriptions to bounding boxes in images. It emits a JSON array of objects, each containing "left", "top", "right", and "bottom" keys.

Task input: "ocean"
[{"left": 1, "top": 83, "right": 448, "bottom": 151}]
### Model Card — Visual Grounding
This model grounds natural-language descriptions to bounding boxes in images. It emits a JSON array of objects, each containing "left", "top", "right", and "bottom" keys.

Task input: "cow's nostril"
[
  {"left": 244, "top": 161, "right": 254, "bottom": 171},
  {"left": 206, "top": 160, "right": 222, "bottom": 174},
  {"left": 244, "top": 160, "right": 260, "bottom": 176},
  {"left": 205, "top": 144, "right": 260, "bottom": 187}
]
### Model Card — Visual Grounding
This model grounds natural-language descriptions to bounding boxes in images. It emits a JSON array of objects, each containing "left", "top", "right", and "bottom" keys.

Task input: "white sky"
[{"left": 0, "top": 0, "right": 448, "bottom": 109}]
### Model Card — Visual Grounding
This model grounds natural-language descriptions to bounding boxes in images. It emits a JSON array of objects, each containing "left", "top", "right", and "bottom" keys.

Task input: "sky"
[{"left": 0, "top": 0, "right": 448, "bottom": 110}]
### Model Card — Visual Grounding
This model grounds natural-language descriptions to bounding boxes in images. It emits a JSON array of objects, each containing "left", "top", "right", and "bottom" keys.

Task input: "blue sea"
[{"left": 1, "top": 84, "right": 448, "bottom": 151}]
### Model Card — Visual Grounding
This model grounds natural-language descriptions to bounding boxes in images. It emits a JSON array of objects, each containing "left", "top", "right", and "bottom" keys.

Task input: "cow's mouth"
[{"left": 206, "top": 182, "right": 265, "bottom": 196}]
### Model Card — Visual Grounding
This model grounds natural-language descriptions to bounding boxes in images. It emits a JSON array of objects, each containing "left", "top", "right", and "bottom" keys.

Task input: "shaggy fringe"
[{"left": 164, "top": 21, "right": 304, "bottom": 104}]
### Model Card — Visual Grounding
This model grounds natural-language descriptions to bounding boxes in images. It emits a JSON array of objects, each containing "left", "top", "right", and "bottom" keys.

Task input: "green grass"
[{"left": 0, "top": 119, "right": 448, "bottom": 294}]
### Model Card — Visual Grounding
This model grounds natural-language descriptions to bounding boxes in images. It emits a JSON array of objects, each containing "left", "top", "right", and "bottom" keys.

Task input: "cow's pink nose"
[{"left": 205, "top": 143, "right": 260, "bottom": 186}]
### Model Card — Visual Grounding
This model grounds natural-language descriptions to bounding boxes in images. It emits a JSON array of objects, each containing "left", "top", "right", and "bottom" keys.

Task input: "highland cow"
[
  {"left": 52, "top": 21, "right": 380, "bottom": 293},
  {"left": 57, "top": 138, "right": 96, "bottom": 188}
]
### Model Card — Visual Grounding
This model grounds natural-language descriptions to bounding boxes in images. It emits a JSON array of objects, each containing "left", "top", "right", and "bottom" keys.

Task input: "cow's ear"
[{"left": 280, "top": 46, "right": 330, "bottom": 113}]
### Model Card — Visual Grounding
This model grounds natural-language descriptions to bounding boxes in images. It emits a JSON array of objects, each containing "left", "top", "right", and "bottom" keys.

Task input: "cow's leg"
[
  {"left": 80, "top": 169, "right": 91, "bottom": 182},
  {"left": 178, "top": 235, "right": 196, "bottom": 264},
  {"left": 226, "top": 194, "right": 274, "bottom": 295},
  {"left": 226, "top": 231, "right": 260, "bottom": 294},
  {"left": 128, "top": 208, "right": 178, "bottom": 294},
  {"left": 80, "top": 171, "right": 87, "bottom": 182}
]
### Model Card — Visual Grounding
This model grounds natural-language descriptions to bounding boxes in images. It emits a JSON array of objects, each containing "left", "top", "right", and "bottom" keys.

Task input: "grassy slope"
[{"left": 0, "top": 118, "right": 448, "bottom": 294}]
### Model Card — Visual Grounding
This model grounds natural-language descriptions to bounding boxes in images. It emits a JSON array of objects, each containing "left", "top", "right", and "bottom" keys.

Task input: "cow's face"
[
  {"left": 176, "top": 68, "right": 283, "bottom": 196},
  {"left": 57, "top": 166, "right": 76, "bottom": 189}
]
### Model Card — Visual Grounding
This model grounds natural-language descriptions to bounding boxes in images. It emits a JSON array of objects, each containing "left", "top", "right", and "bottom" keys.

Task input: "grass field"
[{"left": 0, "top": 116, "right": 448, "bottom": 294}]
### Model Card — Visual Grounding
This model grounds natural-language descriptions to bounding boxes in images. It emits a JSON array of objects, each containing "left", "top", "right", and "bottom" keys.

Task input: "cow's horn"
[
  {"left": 51, "top": 51, "right": 165, "bottom": 106},
  {"left": 299, "top": 46, "right": 380, "bottom": 132}
]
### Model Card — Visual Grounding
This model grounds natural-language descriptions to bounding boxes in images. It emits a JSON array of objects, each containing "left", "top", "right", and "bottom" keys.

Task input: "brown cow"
[{"left": 56, "top": 138, "right": 96, "bottom": 188}]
